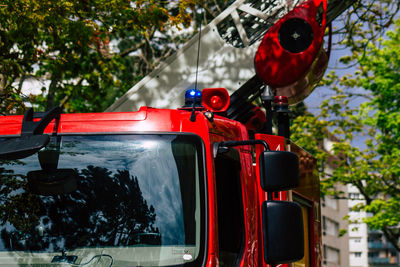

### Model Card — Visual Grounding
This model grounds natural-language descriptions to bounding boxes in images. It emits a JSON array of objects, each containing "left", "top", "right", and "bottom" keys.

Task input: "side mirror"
[
  {"left": 0, "top": 135, "right": 50, "bottom": 160},
  {"left": 259, "top": 150, "right": 299, "bottom": 192},
  {"left": 262, "top": 201, "right": 304, "bottom": 264},
  {"left": 0, "top": 107, "right": 61, "bottom": 160}
]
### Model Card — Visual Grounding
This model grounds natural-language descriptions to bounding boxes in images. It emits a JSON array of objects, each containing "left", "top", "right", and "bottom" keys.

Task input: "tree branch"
[
  {"left": 60, "top": 77, "right": 84, "bottom": 109},
  {"left": 382, "top": 227, "right": 400, "bottom": 252},
  {"left": 46, "top": 73, "right": 61, "bottom": 110},
  {"left": 118, "top": 39, "right": 147, "bottom": 58}
]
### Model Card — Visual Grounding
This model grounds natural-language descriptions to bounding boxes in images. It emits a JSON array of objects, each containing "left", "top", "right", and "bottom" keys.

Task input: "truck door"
[{"left": 214, "top": 148, "right": 245, "bottom": 267}]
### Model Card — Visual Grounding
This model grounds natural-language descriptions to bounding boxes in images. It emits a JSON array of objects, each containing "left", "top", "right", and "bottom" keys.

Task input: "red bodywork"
[{"left": 0, "top": 106, "right": 321, "bottom": 267}]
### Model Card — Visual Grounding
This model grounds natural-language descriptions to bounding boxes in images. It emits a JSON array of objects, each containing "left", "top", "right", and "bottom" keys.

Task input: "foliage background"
[
  {"left": 291, "top": 1, "right": 400, "bottom": 250},
  {"left": 0, "top": 0, "right": 229, "bottom": 114}
]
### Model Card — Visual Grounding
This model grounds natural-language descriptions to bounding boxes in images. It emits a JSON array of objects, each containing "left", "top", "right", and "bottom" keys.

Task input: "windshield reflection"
[
  {"left": 0, "top": 134, "right": 203, "bottom": 266},
  {"left": 0, "top": 166, "right": 159, "bottom": 252}
]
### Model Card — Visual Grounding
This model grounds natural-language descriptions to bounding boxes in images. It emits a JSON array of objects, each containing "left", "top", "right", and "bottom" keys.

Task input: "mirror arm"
[{"left": 21, "top": 107, "right": 62, "bottom": 136}]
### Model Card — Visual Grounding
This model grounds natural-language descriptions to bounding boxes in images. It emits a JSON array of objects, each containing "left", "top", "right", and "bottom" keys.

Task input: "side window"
[{"left": 214, "top": 148, "right": 245, "bottom": 267}]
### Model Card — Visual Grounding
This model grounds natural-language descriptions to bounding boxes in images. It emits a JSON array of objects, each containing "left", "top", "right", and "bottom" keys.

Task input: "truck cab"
[{"left": 0, "top": 90, "right": 321, "bottom": 267}]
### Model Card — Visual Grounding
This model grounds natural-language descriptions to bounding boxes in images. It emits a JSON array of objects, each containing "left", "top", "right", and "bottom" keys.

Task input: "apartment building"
[
  {"left": 347, "top": 185, "right": 369, "bottom": 267},
  {"left": 368, "top": 229, "right": 399, "bottom": 267},
  {"left": 321, "top": 186, "right": 349, "bottom": 267},
  {"left": 347, "top": 185, "right": 399, "bottom": 267},
  {"left": 321, "top": 138, "right": 350, "bottom": 267}
]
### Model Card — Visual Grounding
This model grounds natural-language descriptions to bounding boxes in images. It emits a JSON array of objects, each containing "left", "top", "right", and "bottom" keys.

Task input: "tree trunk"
[
  {"left": 46, "top": 73, "right": 60, "bottom": 110},
  {"left": 383, "top": 227, "right": 400, "bottom": 252}
]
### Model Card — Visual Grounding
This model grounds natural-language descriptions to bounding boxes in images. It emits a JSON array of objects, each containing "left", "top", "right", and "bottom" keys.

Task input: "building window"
[
  {"left": 354, "top": 252, "right": 362, "bottom": 258},
  {"left": 323, "top": 245, "right": 340, "bottom": 264},
  {"left": 322, "top": 216, "right": 339, "bottom": 236},
  {"left": 324, "top": 196, "right": 338, "bottom": 210},
  {"left": 368, "top": 252, "right": 379, "bottom": 258},
  {"left": 349, "top": 193, "right": 361, "bottom": 199}
]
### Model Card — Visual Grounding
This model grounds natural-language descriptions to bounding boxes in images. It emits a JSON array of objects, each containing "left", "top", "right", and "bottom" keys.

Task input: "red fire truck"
[
  {"left": 0, "top": 0, "right": 356, "bottom": 266},
  {"left": 0, "top": 91, "right": 320, "bottom": 267}
]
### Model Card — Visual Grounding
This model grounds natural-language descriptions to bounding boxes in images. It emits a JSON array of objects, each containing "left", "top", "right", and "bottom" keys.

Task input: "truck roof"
[{"left": 0, "top": 107, "right": 247, "bottom": 142}]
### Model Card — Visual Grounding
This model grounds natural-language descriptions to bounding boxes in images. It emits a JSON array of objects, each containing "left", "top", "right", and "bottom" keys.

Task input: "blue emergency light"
[{"left": 183, "top": 89, "right": 202, "bottom": 108}]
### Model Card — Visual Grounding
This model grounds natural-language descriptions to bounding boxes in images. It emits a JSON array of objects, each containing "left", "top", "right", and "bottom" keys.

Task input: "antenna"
[
  {"left": 194, "top": 21, "right": 202, "bottom": 90},
  {"left": 190, "top": 8, "right": 204, "bottom": 122}
]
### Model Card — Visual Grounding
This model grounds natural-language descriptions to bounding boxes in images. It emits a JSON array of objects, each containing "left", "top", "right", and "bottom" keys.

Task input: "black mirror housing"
[
  {"left": 259, "top": 150, "right": 299, "bottom": 192},
  {"left": 0, "top": 107, "right": 61, "bottom": 160},
  {"left": 0, "top": 135, "right": 50, "bottom": 160},
  {"left": 262, "top": 200, "right": 304, "bottom": 264}
]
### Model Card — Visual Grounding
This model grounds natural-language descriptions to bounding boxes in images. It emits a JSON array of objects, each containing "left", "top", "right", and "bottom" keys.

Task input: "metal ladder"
[
  {"left": 106, "top": 0, "right": 305, "bottom": 112},
  {"left": 106, "top": 0, "right": 356, "bottom": 117}
]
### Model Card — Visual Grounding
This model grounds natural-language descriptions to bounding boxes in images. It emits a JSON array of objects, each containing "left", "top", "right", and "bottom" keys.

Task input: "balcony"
[
  {"left": 369, "top": 258, "right": 389, "bottom": 264},
  {"left": 369, "top": 257, "right": 398, "bottom": 265},
  {"left": 369, "top": 242, "right": 384, "bottom": 249},
  {"left": 368, "top": 229, "right": 383, "bottom": 235},
  {"left": 368, "top": 242, "right": 396, "bottom": 250}
]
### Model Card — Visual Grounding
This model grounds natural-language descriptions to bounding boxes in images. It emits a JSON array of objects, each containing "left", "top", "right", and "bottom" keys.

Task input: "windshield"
[{"left": 0, "top": 134, "right": 205, "bottom": 266}]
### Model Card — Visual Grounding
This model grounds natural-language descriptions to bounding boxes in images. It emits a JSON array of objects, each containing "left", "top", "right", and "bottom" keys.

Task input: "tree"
[
  {"left": 0, "top": 165, "right": 159, "bottom": 251},
  {"left": 0, "top": 0, "right": 202, "bottom": 114},
  {"left": 291, "top": 9, "right": 400, "bottom": 251},
  {"left": 0, "top": 0, "right": 231, "bottom": 114}
]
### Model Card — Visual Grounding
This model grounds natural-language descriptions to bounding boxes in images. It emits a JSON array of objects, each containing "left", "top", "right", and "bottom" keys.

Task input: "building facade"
[
  {"left": 321, "top": 139, "right": 349, "bottom": 267},
  {"left": 321, "top": 185, "right": 349, "bottom": 267},
  {"left": 347, "top": 185, "right": 369, "bottom": 267},
  {"left": 347, "top": 185, "right": 399, "bottom": 267}
]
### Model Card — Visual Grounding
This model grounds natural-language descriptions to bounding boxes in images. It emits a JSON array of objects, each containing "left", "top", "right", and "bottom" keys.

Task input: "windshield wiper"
[{"left": 52, "top": 251, "right": 114, "bottom": 267}]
